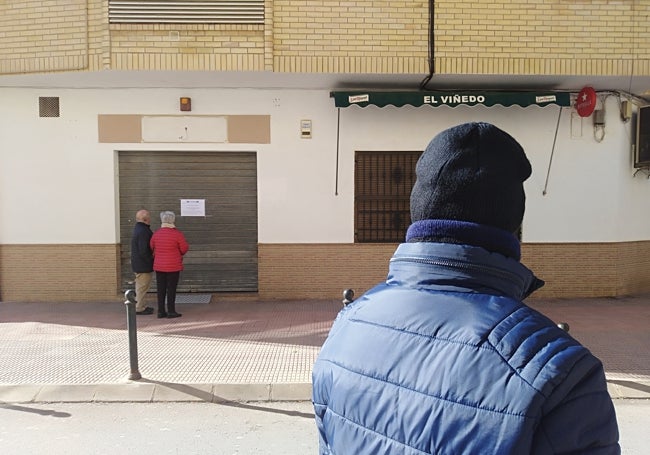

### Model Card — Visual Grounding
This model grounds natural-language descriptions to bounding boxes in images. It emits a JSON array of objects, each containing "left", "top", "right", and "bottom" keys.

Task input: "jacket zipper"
[{"left": 390, "top": 256, "right": 527, "bottom": 290}]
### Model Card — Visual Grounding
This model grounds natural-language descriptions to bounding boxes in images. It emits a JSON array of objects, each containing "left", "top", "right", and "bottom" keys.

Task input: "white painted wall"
[{"left": 1, "top": 88, "right": 649, "bottom": 245}]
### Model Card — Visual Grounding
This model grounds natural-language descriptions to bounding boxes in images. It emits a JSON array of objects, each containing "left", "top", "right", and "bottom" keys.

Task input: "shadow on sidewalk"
[{"left": 0, "top": 299, "right": 340, "bottom": 348}]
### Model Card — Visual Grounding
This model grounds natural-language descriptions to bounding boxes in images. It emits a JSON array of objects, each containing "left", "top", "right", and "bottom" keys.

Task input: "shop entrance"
[{"left": 118, "top": 151, "right": 258, "bottom": 293}]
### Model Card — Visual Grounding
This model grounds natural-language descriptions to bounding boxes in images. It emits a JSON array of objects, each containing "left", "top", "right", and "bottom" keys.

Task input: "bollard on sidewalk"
[
  {"left": 124, "top": 290, "right": 142, "bottom": 380},
  {"left": 342, "top": 289, "right": 355, "bottom": 307}
]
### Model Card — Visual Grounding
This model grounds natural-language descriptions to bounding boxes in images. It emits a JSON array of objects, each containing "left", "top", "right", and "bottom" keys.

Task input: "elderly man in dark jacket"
[
  {"left": 312, "top": 122, "right": 620, "bottom": 454},
  {"left": 131, "top": 209, "right": 154, "bottom": 315}
]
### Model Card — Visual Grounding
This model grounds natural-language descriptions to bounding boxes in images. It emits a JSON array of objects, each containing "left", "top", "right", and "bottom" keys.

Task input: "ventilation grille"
[
  {"left": 39, "top": 97, "right": 60, "bottom": 118},
  {"left": 108, "top": 0, "right": 264, "bottom": 24}
]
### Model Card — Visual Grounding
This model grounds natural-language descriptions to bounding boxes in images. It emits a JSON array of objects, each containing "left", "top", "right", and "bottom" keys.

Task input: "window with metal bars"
[
  {"left": 108, "top": 0, "right": 264, "bottom": 24},
  {"left": 355, "top": 151, "right": 421, "bottom": 243}
]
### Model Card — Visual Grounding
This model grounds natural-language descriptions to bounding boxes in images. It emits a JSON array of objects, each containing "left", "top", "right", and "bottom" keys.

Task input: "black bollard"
[{"left": 124, "top": 290, "right": 142, "bottom": 380}]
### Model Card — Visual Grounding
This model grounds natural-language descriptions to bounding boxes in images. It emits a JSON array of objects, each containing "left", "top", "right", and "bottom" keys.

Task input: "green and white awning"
[{"left": 331, "top": 90, "right": 571, "bottom": 108}]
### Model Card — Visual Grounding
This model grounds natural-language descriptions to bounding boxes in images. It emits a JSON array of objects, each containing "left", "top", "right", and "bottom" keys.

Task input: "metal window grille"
[
  {"left": 355, "top": 151, "right": 421, "bottom": 243},
  {"left": 39, "top": 97, "right": 60, "bottom": 118},
  {"left": 108, "top": 0, "right": 264, "bottom": 24}
]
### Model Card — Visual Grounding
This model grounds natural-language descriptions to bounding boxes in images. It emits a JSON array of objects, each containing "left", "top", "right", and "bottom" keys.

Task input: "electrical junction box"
[
  {"left": 301, "top": 119, "right": 312, "bottom": 138},
  {"left": 593, "top": 109, "right": 606, "bottom": 126},
  {"left": 621, "top": 101, "right": 632, "bottom": 121}
]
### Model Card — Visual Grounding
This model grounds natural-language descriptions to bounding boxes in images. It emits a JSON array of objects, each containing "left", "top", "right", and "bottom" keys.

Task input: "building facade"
[{"left": 1, "top": 1, "right": 649, "bottom": 302}]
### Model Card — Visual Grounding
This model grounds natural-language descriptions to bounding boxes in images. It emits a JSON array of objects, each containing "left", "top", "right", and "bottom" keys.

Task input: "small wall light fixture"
[{"left": 180, "top": 97, "right": 191, "bottom": 112}]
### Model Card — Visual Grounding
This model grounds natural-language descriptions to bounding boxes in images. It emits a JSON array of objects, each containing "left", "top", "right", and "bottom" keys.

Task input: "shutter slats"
[{"left": 119, "top": 151, "right": 258, "bottom": 293}]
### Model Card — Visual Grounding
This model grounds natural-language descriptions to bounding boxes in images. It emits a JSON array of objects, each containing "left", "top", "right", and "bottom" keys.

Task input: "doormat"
[{"left": 174, "top": 294, "right": 213, "bottom": 304}]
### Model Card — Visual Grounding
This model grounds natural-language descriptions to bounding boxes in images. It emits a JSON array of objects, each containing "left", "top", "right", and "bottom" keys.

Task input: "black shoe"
[
  {"left": 167, "top": 312, "right": 182, "bottom": 318},
  {"left": 136, "top": 307, "right": 154, "bottom": 315},
  {"left": 157, "top": 312, "right": 168, "bottom": 319}
]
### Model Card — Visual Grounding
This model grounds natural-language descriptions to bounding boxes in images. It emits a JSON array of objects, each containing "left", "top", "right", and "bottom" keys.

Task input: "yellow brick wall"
[
  {"left": 2, "top": 242, "right": 650, "bottom": 302},
  {"left": 272, "top": 0, "right": 429, "bottom": 73},
  {"left": 88, "top": 0, "right": 111, "bottom": 70},
  {"left": 434, "top": 0, "right": 650, "bottom": 76},
  {"left": 2, "top": 0, "right": 647, "bottom": 76},
  {"left": 0, "top": 0, "right": 89, "bottom": 74},
  {"left": 109, "top": 24, "right": 267, "bottom": 71}
]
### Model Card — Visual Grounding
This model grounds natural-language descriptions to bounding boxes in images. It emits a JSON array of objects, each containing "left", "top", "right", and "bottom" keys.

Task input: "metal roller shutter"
[{"left": 119, "top": 151, "right": 258, "bottom": 293}]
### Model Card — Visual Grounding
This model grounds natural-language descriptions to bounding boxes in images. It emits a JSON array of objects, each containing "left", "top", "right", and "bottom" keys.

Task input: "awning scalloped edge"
[{"left": 330, "top": 90, "right": 572, "bottom": 108}]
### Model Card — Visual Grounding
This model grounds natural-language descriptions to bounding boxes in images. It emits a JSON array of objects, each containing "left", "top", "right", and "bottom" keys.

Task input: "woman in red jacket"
[{"left": 150, "top": 211, "right": 189, "bottom": 319}]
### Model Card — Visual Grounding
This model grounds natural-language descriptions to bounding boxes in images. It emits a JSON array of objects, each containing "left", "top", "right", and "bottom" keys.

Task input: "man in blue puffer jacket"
[{"left": 312, "top": 122, "right": 620, "bottom": 454}]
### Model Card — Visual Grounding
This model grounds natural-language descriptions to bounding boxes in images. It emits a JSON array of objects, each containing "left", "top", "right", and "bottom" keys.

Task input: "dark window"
[{"left": 355, "top": 151, "right": 421, "bottom": 243}]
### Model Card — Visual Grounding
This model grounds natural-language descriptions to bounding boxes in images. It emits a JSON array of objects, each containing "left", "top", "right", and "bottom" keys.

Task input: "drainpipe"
[{"left": 419, "top": 0, "right": 435, "bottom": 90}]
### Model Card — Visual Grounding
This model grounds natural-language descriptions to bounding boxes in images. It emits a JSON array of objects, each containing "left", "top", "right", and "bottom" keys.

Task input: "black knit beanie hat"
[{"left": 410, "top": 122, "right": 532, "bottom": 233}]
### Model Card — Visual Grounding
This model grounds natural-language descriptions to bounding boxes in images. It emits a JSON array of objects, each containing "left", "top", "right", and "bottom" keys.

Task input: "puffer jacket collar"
[
  {"left": 406, "top": 219, "right": 522, "bottom": 259},
  {"left": 389, "top": 221, "right": 544, "bottom": 300}
]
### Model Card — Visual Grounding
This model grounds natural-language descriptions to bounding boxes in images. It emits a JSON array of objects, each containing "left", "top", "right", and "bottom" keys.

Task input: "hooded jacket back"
[{"left": 312, "top": 241, "right": 619, "bottom": 454}]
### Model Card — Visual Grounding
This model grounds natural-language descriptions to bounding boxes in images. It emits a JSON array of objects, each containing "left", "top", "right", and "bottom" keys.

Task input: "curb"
[
  {"left": 606, "top": 379, "right": 650, "bottom": 400},
  {"left": 2, "top": 380, "right": 649, "bottom": 404},
  {"left": 0, "top": 382, "right": 313, "bottom": 404}
]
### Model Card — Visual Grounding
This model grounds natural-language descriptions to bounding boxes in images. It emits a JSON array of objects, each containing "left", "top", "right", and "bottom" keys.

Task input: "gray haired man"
[{"left": 130, "top": 209, "right": 154, "bottom": 315}]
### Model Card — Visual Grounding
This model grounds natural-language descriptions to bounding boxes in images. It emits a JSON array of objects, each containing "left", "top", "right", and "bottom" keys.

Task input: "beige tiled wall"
[
  {"left": 2, "top": 242, "right": 650, "bottom": 301},
  {"left": 525, "top": 241, "right": 650, "bottom": 297},
  {"left": 0, "top": 244, "right": 120, "bottom": 302},
  {"left": 258, "top": 242, "right": 650, "bottom": 300}
]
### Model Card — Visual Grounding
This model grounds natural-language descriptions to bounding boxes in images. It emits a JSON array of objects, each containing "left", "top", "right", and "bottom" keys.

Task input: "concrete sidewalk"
[{"left": 1, "top": 294, "right": 649, "bottom": 403}]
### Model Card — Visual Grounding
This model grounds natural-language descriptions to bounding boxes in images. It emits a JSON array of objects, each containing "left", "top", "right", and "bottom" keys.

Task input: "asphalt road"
[{"left": 0, "top": 400, "right": 647, "bottom": 454}]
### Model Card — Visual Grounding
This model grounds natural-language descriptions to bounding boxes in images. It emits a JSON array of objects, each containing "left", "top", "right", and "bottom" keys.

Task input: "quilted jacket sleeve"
[
  {"left": 177, "top": 230, "right": 189, "bottom": 255},
  {"left": 532, "top": 356, "right": 620, "bottom": 454}
]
